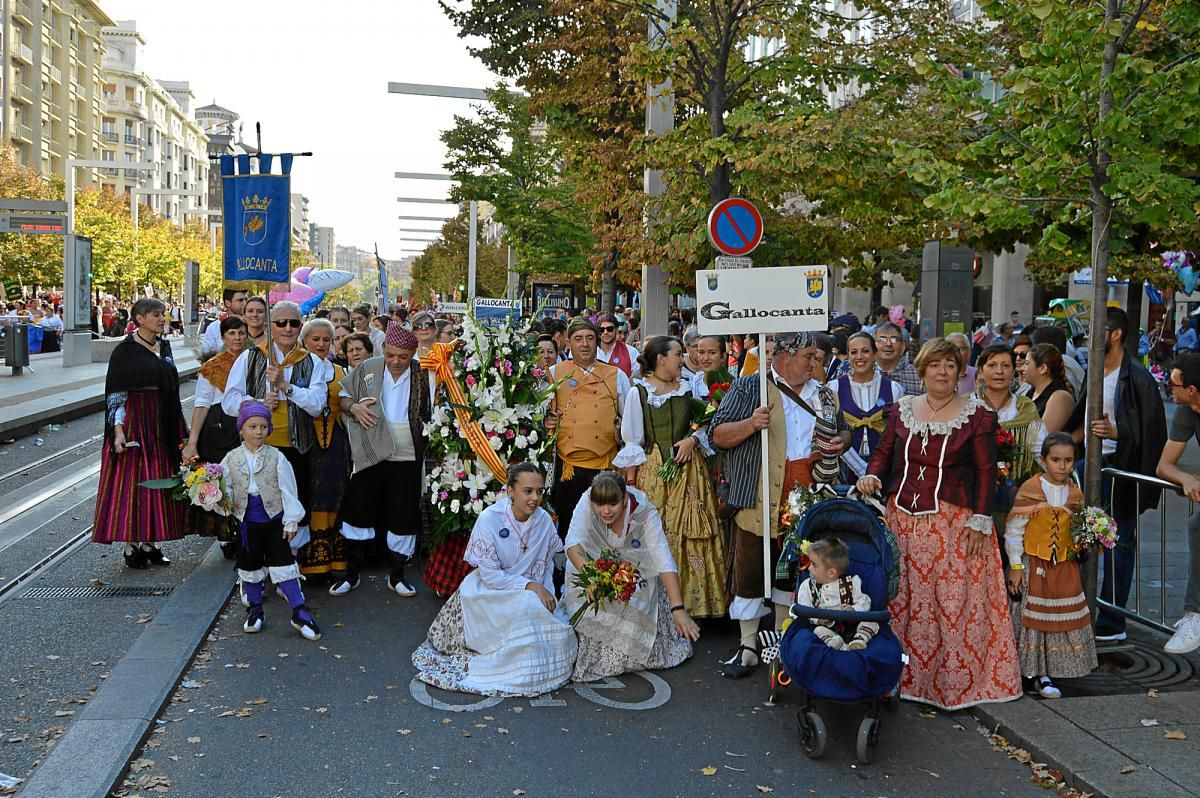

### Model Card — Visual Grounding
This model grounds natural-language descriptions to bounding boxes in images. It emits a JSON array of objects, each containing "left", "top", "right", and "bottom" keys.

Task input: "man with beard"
[
  {"left": 1067, "top": 307, "right": 1167, "bottom": 642},
  {"left": 595, "top": 311, "right": 639, "bottom": 378}
]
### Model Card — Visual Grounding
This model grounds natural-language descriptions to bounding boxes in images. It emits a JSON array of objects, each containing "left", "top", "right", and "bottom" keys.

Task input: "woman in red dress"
[{"left": 857, "top": 337, "right": 1021, "bottom": 710}]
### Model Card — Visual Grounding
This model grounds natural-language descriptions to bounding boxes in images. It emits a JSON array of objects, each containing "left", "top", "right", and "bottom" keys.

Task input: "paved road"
[{"left": 129, "top": 574, "right": 1045, "bottom": 798}]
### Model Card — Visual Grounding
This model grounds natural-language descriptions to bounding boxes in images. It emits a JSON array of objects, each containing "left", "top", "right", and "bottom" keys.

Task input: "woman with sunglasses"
[{"left": 222, "top": 301, "right": 330, "bottom": 559}]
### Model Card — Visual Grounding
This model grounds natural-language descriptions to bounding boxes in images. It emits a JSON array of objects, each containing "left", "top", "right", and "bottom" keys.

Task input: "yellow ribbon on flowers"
[{"left": 419, "top": 340, "right": 509, "bottom": 484}]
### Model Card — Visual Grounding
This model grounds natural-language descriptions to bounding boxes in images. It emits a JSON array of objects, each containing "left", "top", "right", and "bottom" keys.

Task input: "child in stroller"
[
  {"left": 796, "top": 538, "right": 878, "bottom": 651},
  {"left": 765, "top": 491, "right": 906, "bottom": 763}
]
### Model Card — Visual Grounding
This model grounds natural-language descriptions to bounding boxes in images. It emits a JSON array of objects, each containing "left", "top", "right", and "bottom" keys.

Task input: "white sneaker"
[
  {"left": 1037, "top": 677, "right": 1061, "bottom": 699},
  {"left": 1164, "top": 612, "right": 1200, "bottom": 654}
]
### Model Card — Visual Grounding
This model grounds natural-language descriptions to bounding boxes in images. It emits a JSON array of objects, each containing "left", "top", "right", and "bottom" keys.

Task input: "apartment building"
[
  {"left": 97, "top": 21, "right": 209, "bottom": 226},
  {"left": 289, "top": 193, "right": 309, "bottom": 252},
  {"left": 308, "top": 223, "right": 335, "bottom": 266},
  {"left": 1, "top": 0, "right": 113, "bottom": 183}
]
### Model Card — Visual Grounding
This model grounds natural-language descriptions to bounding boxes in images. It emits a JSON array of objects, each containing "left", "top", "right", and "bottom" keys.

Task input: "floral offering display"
[
  {"left": 1070, "top": 506, "right": 1118, "bottom": 560},
  {"left": 776, "top": 484, "right": 822, "bottom": 582},
  {"left": 568, "top": 548, "right": 646, "bottom": 627},
  {"left": 995, "top": 426, "right": 1018, "bottom": 469},
  {"left": 422, "top": 312, "right": 557, "bottom": 547},
  {"left": 139, "top": 462, "right": 232, "bottom": 516}
]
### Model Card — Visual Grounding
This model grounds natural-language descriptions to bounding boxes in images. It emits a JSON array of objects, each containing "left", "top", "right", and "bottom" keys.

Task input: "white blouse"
[{"left": 613, "top": 380, "right": 711, "bottom": 468}]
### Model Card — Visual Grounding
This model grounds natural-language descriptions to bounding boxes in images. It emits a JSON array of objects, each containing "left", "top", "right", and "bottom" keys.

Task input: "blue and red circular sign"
[{"left": 707, "top": 198, "right": 763, "bottom": 257}]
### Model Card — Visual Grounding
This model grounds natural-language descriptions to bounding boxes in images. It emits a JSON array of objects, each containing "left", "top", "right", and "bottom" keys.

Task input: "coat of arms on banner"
[
  {"left": 707, "top": 273, "right": 719, "bottom": 291},
  {"left": 242, "top": 194, "right": 272, "bottom": 246},
  {"left": 805, "top": 268, "right": 825, "bottom": 298}
]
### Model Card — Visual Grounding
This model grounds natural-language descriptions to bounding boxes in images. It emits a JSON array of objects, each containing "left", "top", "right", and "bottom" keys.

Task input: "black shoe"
[
  {"left": 143, "top": 545, "right": 171, "bottom": 566},
  {"left": 220, "top": 541, "right": 238, "bottom": 560},
  {"left": 721, "top": 645, "right": 760, "bottom": 679},
  {"left": 388, "top": 553, "right": 417, "bottom": 597},
  {"left": 123, "top": 547, "right": 149, "bottom": 569},
  {"left": 290, "top": 606, "right": 321, "bottom": 640},
  {"left": 243, "top": 605, "right": 264, "bottom": 634}
]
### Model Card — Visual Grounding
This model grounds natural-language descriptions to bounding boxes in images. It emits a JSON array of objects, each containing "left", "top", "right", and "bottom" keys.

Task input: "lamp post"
[
  {"left": 395, "top": 172, "right": 479, "bottom": 304},
  {"left": 387, "top": 84, "right": 520, "bottom": 302}
]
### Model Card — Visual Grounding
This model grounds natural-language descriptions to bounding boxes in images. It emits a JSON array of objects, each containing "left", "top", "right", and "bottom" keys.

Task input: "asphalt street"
[{"left": 128, "top": 573, "right": 1047, "bottom": 798}]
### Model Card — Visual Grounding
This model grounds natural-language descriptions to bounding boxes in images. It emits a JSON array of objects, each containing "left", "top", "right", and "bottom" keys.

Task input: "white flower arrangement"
[{"left": 423, "top": 312, "right": 558, "bottom": 545}]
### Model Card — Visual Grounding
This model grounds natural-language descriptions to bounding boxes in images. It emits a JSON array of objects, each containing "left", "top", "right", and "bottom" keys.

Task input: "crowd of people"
[{"left": 89, "top": 289, "right": 1199, "bottom": 706}]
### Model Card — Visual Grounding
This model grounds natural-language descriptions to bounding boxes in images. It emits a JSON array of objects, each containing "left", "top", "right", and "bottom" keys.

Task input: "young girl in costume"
[
  {"left": 1004, "top": 432, "right": 1097, "bottom": 698},
  {"left": 222, "top": 401, "right": 321, "bottom": 641}
]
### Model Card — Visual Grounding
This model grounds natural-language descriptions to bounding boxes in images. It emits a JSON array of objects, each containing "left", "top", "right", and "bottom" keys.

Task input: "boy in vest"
[{"left": 222, "top": 401, "right": 321, "bottom": 641}]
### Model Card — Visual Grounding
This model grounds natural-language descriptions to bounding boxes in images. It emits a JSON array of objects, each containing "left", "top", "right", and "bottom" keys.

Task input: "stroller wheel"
[
  {"left": 856, "top": 716, "right": 880, "bottom": 764},
  {"left": 797, "top": 710, "right": 827, "bottom": 759}
]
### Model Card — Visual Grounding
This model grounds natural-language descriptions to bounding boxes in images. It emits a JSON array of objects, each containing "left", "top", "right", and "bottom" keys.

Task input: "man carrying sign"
[{"left": 710, "top": 331, "right": 849, "bottom": 678}]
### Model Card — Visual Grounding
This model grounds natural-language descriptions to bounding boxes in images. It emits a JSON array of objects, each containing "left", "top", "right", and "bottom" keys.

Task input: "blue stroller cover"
[{"left": 778, "top": 499, "right": 905, "bottom": 701}]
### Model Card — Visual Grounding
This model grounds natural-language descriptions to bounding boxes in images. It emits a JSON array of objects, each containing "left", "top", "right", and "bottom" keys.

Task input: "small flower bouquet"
[
  {"left": 569, "top": 548, "right": 646, "bottom": 626},
  {"left": 657, "top": 398, "right": 715, "bottom": 485},
  {"left": 995, "top": 426, "right": 1018, "bottom": 479},
  {"left": 776, "top": 484, "right": 821, "bottom": 582},
  {"left": 139, "top": 462, "right": 232, "bottom": 516},
  {"left": 1069, "top": 506, "right": 1118, "bottom": 559}
]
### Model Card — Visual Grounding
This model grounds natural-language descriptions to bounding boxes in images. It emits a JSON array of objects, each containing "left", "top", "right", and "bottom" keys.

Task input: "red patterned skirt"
[
  {"left": 422, "top": 534, "right": 472, "bottom": 597},
  {"left": 93, "top": 391, "right": 186, "bottom": 544},
  {"left": 886, "top": 500, "right": 1021, "bottom": 710}
]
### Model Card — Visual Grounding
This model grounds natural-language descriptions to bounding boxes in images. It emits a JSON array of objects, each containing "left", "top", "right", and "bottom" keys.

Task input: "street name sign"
[
  {"left": 438, "top": 302, "right": 468, "bottom": 316},
  {"left": 707, "top": 198, "right": 763, "bottom": 257},
  {"left": 715, "top": 256, "right": 752, "bottom": 270}
]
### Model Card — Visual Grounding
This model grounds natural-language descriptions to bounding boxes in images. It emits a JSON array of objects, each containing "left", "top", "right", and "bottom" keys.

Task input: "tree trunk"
[
  {"left": 1125, "top": 278, "right": 1143, "bottom": 363},
  {"left": 601, "top": 245, "right": 618, "bottom": 312}
]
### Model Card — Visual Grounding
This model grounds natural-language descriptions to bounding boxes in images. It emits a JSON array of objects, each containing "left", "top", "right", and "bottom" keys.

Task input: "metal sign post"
[{"left": 696, "top": 265, "right": 830, "bottom": 606}]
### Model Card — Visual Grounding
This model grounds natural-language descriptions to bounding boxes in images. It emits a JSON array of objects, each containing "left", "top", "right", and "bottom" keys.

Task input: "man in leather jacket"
[{"left": 1068, "top": 307, "right": 1167, "bottom": 641}]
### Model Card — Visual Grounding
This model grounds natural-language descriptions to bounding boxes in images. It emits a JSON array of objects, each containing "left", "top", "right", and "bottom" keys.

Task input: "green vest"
[{"left": 638, "top": 385, "right": 694, "bottom": 463}]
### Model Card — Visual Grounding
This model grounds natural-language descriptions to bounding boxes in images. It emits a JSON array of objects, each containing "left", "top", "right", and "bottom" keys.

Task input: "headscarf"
[
  {"left": 770, "top": 331, "right": 815, "bottom": 357},
  {"left": 236, "top": 400, "right": 273, "bottom": 435},
  {"left": 386, "top": 321, "right": 418, "bottom": 350}
]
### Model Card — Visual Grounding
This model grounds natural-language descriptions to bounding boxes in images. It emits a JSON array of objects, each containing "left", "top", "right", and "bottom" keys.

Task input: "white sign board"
[
  {"left": 438, "top": 302, "right": 468, "bottom": 316},
  {"left": 715, "top": 256, "right": 752, "bottom": 270},
  {"left": 695, "top": 265, "right": 829, "bottom": 336},
  {"left": 472, "top": 297, "right": 522, "bottom": 329}
]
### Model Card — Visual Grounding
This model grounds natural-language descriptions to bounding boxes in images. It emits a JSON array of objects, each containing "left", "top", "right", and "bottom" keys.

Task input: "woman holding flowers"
[
  {"left": 182, "top": 315, "right": 248, "bottom": 553},
  {"left": 93, "top": 298, "right": 188, "bottom": 568},
  {"left": 857, "top": 337, "right": 1021, "bottom": 710},
  {"left": 614, "top": 336, "right": 727, "bottom": 618},
  {"left": 837, "top": 331, "right": 904, "bottom": 480},
  {"left": 1004, "top": 432, "right": 1097, "bottom": 698},
  {"left": 563, "top": 472, "right": 699, "bottom": 682}
]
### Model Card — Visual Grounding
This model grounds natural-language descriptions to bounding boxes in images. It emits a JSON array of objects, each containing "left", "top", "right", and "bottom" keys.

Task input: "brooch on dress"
[
  {"left": 498, "top": 528, "right": 510, "bottom": 539},
  {"left": 568, "top": 379, "right": 578, "bottom": 387},
  {"left": 631, "top": 538, "right": 641, "bottom": 548}
]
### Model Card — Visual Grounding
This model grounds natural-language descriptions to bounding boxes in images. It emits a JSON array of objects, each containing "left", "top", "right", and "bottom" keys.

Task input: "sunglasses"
[
  {"left": 413, "top": 322, "right": 434, "bottom": 330},
  {"left": 599, "top": 325, "right": 616, "bottom": 333},
  {"left": 273, "top": 319, "right": 302, "bottom": 329}
]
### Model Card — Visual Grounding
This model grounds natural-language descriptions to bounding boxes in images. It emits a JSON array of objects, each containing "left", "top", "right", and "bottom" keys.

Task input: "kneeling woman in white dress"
[
  {"left": 412, "top": 464, "right": 577, "bottom": 696},
  {"left": 563, "top": 471, "right": 701, "bottom": 682}
]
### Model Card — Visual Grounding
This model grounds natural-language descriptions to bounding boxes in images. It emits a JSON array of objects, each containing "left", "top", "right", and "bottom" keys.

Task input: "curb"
[{"left": 18, "top": 542, "right": 233, "bottom": 798}]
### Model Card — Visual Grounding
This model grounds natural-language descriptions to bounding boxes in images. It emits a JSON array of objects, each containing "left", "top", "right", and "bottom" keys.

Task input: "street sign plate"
[
  {"left": 0, "top": 211, "right": 65, "bottom": 235},
  {"left": 707, "top": 198, "right": 763, "bottom": 257},
  {"left": 438, "top": 302, "right": 468, "bottom": 315},
  {"left": 715, "top": 256, "right": 752, "bottom": 270}
]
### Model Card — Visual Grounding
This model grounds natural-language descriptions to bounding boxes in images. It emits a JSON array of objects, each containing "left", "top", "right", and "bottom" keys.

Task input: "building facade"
[
  {"left": 98, "top": 21, "right": 209, "bottom": 226},
  {"left": 289, "top": 193, "right": 309, "bottom": 252},
  {"left": 309, "top": 224, "right": 335, "bottom": 266},
  {"left": 1, "top": 0, "right": 113, "bottom": 183}
]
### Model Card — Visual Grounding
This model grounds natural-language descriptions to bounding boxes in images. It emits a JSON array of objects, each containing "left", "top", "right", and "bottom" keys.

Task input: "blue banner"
[{"left": 222, "top": 171, "right": 291, "bottom": 284}]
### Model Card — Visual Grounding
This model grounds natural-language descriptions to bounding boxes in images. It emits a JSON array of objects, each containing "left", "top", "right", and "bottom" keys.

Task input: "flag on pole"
[
  {"left": 375, "top": 245, "right": 389, "bottom": 315},
  {"left": 222, "top": 154, "right": 292, "bottom": 284}
]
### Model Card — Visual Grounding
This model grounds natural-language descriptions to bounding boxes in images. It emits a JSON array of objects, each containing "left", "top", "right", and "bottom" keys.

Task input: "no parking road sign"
[{"left": 707, "top": 198, "right": 763, "bottom": 257}]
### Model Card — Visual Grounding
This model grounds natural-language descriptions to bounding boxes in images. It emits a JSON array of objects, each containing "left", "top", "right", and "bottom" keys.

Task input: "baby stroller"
[{"left": 770, "top": 488, "right": 906, "bottom": 764}]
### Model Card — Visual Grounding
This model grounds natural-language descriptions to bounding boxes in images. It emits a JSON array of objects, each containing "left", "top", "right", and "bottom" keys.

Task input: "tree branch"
[{"left": 1120, "top": 51, "right": 1200, "bottom": 111}]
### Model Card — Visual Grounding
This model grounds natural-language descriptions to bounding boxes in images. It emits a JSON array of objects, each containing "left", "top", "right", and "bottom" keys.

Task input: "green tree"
[
  {"left": 0, "top": 145, "right": 62, "bottom": 288},
  {"left": 900, "top": 0, "right": 1200, "bottom": 500}
]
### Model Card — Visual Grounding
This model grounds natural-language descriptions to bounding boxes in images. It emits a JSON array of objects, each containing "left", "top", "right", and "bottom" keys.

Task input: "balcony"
[
  {"left": 101, "top": 130, "right": 117, "bottom": 142},
  {"left": 11, "top": 83, "right": 34, "bottom": 105},
  {"left": 103, "top": 98, "right": 146, "bottom": 119},
  {"left": 13, "top": 43, "right": 35, "bottom": 64},
  {"left": 14, "top": 0, "right": 35, "bottom": 23},
  {"left": 44, "top": 63, "right": 62, "bottom": 84},
  {"left": 124, "top": 134, "right": 143, "bottom": 146},
  {"left": 123, "top": 168, "right": 146, "bottom": 179},
  {"left": 11, "top": 124, "right": 34, "bottom": 144},
  {"left": 100, "top": 166, "right": 119, "bottom": 177}
]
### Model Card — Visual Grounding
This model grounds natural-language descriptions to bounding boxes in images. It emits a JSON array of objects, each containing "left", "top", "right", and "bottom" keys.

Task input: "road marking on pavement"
[{"left": 409, "top": 671, "right": 672, "bottom": 713}]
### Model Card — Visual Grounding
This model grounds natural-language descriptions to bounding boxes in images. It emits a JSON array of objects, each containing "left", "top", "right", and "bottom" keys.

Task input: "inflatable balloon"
[
  {"left": 293, "top": 266, "right": 313, "bottom": 284},
  {"left": 299, "top": 291, "right": 326, "bottom": 316},
  {"left": 306, "top": 269, "right": 354, "bottom": 293}
]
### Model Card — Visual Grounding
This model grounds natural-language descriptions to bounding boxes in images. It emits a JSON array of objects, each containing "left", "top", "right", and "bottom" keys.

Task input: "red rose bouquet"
[{"left": 569, "top": 548, "right": 646, "bottom": 626}]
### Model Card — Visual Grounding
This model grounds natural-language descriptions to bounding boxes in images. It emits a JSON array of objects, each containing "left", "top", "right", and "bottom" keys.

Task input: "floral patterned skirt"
[
  {"left": 636, "top": 447, "right": 728, "bottom": 618},
  {"left": 886, "top": 500, "right": 1022, "bottom": 710},
  {"left": 572, "top": 588, "right": 692, "bottom": 683}
]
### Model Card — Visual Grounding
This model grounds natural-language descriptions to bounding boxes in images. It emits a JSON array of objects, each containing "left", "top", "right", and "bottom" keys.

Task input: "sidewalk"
[
  {"left": 973, "top": 630, "right": 1200, "bottom": 797},
  {"left": 0, "top": 337, "right": 199, "bottom": 439}
]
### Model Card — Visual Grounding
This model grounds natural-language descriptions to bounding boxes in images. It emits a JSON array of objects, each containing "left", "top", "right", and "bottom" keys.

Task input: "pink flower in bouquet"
[
  {"left": 503, "top": 360, "right": 513, "bottom": 376},
  {"left": 465, "top": 375, "right": 477, "bottom": 388},
  {"left": 439, "top": 491, "right": 449, "bottom": 501},
  {"left": 196, "top": 482, "right": 223, "bottom": 512},
  {"left": 505, "top": 429, "right": 515, "bottom": 440},
  {"left": 532, "top": 366, "right": 544, "bottom": 379},
  {"left": 455, "top": 469, "right": 467, "bottom": 479}
]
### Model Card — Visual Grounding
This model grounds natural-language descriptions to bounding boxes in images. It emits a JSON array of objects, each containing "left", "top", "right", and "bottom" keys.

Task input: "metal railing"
[{"left": 1099, "top": 467, "right": 1192, "bottom": 635}]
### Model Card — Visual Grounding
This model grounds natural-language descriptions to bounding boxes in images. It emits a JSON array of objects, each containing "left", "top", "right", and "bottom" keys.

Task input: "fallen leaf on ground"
[
  {"left": 1164, "top": 729, "right": 1188, "bottom": 741},
  {"left": 129, "top": 758, "right": 154, "bottom": 772},
  {"left": 1140, "top": 718, "right": 1160, "bottom": 727},
  {"left": 12, "top": 715, "right": 29, "bottom": 724},
  {"left": 724, "top": 765, "right": 746, "bottom": 772},
  {"left": 180, "top": 680, "right": 202, "bottom": 689},
  {"left": 756, "top": 787, "right": 774, "bottom": 794},
  {"left": 462, "top": 731, "right": 472, "bottom": 737},
  {"left": 187, "top": 737, "right": 200, "bottom": 744},
  {"left": 45, "top": 656, "right": 60, "bottom": 661},
  {"left": 257, "top": 732, "right": 269, "bottom": 738},
  {"left": 725, "top": 751, "right": 747, "bottom": 758},
  {"left": 918, "top": 709, "right": 937, "bottom": 718},
  {"left": 277, "top": 653, "right": 288, "bottom": 658},
  {"left": 397, "top": 729, "right": 412, "bottom": 736},
  {"left": 167, "top": 755, "right": 180, "bottom": 762},
  {"left": 246, "top": 698, "right": 268, "bottom": 705},
  {"left": 88, "top": 578, "right": 107, "bottom": 586},
  {"left": 315, "top": 707, "right": 328, "bottom": 714},
  {"left": 235, "top": 663, "right": 250, "bottom": 669},
  {"left": 497, "top": 728, "right": 509, "bottom": 734},
  {"left": 1011, "top": 748, "right": 1032, "bottom": 764},
  {"left": 4, "top": 735, "right": 28, "bottom": 744},
  {"left": 1147, "top": 688, "right": 1159, "bottom": 698},
  {"left": 136, "top": 614, "right": 152, "bottom": 624},
  {"left": 1120, "top": 765, "right": 1137, "bottom": 774},
  {"left": 234, "top": 707, "right": 253, "bottom": 718},
  {"left": 333, "top": 623, "right": 345, "bottom": 628},
  {"left": 52, "top": 711, "right": 74, "bottom": 717},
  {"left": 441, "top": 718, "right": 451, "bottom": 724},
  {"left": 511, "top": 706, "right": 522, "bottom": 713},
  {"left": 700, "top": 766, "right": 717, "bottom": 776},
  {"left": 512, "top": 790, "right": 525, "bottom": 796},
  {"left": 918, "top": 768, "right": 940, "bottom": 778}
]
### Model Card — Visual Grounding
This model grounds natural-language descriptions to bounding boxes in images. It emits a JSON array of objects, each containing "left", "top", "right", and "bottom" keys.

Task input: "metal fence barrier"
[{"left": 1100, "top": 467, "right": 1193, "bottom": 635}]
